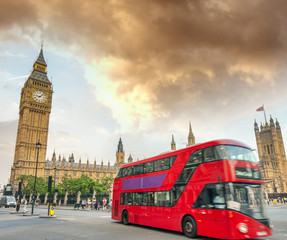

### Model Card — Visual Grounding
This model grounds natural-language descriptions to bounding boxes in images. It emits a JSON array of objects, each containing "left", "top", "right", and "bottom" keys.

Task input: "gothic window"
[{"left": 267, "top": 145, "right": 270, "bottom": 154}]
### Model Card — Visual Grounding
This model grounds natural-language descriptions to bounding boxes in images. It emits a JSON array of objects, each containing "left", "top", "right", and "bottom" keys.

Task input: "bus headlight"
[{"left": 237, "top": 223, "right": 248, "bottom": 233}]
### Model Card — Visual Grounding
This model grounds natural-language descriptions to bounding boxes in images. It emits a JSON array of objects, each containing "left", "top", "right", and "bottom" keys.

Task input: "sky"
[{"left": 1, "top": 0, "right": 287, "bottom": 188}]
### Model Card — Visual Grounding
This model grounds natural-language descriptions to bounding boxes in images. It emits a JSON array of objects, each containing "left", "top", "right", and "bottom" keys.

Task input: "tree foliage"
[
  {"left": 17, "top": 174, "right": 114, "bottom": 195},
  {"left": 57, "top": 175, "right": 107, "bottom": 194},
  {"left": 17, "top": 174, "right": 47, "bottom": 195},
  {"left": 101, "top": 177, "right": 114, "bottom": 192}
]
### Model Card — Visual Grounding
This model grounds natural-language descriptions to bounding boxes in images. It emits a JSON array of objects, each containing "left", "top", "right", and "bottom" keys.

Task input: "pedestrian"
[
  {"left": 103, "top": 198, "right": 107, "bottom": 211},
  {"left": 82, "top": 199, "right": 87, "bottom": 209},
  {"left": 58, "top": 199, "right": 61, "bottom": 207},
  {"left": 23, "top": 198, "right": 27, "bottom": 212},
  {"left": 87, "top": 198, "right": 91, "bottom": 210},
  {"left": 97, "top": 201, "right": 100, "bottom": 210},
  {"left": 92, "top": 197, "right": 96, "bottom": 210}
]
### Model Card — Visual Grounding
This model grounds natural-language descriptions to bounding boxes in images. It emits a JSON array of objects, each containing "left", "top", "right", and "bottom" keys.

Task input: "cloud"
[{"left": 1, "top": 0, "right": 287, "bottom": 133}]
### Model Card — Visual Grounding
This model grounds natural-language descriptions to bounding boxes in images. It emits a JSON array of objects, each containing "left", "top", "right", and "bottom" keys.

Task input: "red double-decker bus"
[{"left": 111, "top": 139, "right": 272, "bottom": 239}]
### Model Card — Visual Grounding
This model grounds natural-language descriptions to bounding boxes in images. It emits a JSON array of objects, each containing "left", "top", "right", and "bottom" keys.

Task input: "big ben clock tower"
[{"left": 9, "top": 46, "right": 53, "bottom": 189}]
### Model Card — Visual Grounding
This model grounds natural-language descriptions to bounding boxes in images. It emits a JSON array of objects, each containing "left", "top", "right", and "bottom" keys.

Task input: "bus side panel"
[
  {"left": 128, "top": 206, "right": 180, "bottom": 232},
  {"left": 193, "top": 209, "right": 229, "bottom": 239}
]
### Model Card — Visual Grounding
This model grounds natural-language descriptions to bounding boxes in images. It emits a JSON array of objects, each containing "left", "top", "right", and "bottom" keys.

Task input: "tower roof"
[
  {"left": 117, "top": 138, "right": 124, "bottom": 153},
  {"left": 187, "top": 121, "right": 195, "bottom": 146},
  {"left": 36, "top": 47, "right": 47, "bottom": 66},
  {"left": 29, "top": 46, "right": 50, "bottom": 84}
]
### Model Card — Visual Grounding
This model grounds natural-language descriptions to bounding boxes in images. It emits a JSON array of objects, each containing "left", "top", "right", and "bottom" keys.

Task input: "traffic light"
[
  {"left": 48, "top": 176, "right": 53, "bottom": 192},
  {"left": 18, "top": 182, "right": 22, "bottom": 195}
]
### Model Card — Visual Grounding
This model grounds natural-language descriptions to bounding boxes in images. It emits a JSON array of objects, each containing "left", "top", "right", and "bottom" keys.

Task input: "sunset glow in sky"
[{"left": 1, "top": 0, "right": 287, "bottom": 186}]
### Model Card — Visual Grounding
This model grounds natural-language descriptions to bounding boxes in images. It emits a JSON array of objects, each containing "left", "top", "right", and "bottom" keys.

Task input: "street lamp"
[
  {"left": 53, "top": 167, "right": 56, "bottom": 205},
  {"left": 31, "top": 140, "right": 41, "bottom": 215}
]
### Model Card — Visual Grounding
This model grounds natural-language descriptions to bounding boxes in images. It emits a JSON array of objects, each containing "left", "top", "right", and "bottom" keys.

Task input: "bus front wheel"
[
  {"left": 182, "top": 216, "right": 197, "bottom": 238},
  {"left": 122, "top": 210, "right": 129, "bottom": 225}
]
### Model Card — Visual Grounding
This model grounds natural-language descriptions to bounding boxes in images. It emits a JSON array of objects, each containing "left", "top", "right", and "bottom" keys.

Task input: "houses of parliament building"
[{"left": 8, "top": 47, "right": 287, "bottom": 195}]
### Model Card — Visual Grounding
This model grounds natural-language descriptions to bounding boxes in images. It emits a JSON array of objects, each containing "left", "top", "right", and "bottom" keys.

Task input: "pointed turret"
[
  {"left": 187, "top": 122, "right": 195, "bottom": 147},
  {"left": 29, "top": 45, "right": 50, "bottom": 83},
  {"left": 254, "top": 119, "right": 259, "bottom": 132},
  {"left": 276, "top": 118, "right": 281, "bottom": 130},
  {"left": 52, "top": 150, "right": 56, "bottom": 164},
  {"left": 35, "top": 45, "right": 47, "bottom": 66},
  {"left": 69, "top": 154, "right": 75, "bottom": 163},
  {"left": 128, "top": 154, "right": 133, "bottom": 163},
  {"left": 171, "top": 134, "right": 176, "bottom": 150},
  {"left": 94, "top": 158, "right": 97, "bottom": 169},
  {"left": 117, "top": 138, "right": 124, "bottom": 153},
  {"left": 115, "top": 137, "right": 125, "bottom": 168}
]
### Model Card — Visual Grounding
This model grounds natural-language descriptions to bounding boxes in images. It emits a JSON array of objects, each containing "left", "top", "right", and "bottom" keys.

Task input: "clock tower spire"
[{"left": 9, "top": 46, "right": 53, "bottom": 190}]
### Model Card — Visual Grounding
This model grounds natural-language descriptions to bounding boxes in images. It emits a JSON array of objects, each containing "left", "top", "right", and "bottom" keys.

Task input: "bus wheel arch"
[
  {"left": 182, "top": 215, "right": 197, "bottom": 238},
  {"left": 122, "top": 209, "right": 129, "bottom": 225}
]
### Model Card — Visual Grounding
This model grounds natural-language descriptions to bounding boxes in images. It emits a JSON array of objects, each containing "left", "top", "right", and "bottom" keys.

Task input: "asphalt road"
[{"left": 0, "top": 204, "right": 286, "bottom": 240}]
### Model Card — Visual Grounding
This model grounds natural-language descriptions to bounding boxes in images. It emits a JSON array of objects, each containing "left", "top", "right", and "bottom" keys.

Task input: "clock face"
[{"left": 32, "top": 90, "right": 47, "bottom": 103}]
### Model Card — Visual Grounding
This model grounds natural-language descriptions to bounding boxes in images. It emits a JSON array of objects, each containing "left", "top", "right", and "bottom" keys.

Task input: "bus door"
[{"left": 193, "top": 183, "right": 229, "bottom": 238}]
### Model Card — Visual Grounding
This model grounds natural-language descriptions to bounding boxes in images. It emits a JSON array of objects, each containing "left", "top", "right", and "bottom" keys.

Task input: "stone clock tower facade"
[{"left": 9, "top": 47, "right": 53, "bottom": 189}]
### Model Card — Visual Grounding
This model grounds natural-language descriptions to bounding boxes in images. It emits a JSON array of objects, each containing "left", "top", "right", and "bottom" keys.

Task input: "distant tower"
[
  {"left": 9, "top": 46, "right": 53, "bottom": 189},
  {"left": 254, "top": 116, "right": 287, "bottom": 193},
  {"left": 128, "top": 154, "right": 133, "bottom": 163},
  {"left": 171, "top": 134, "right": 176, "bottom": 150},
  {"left": 187, "top": 122, "right": 195, "bottom": 147},
  {"left": 115, "top": 138, "right": 125, "bottom": 169}
]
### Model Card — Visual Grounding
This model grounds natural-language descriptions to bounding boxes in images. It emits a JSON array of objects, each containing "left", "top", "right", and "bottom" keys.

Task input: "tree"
[
  {"left": 16, "top": 175, "right": 47, "bottom": 195},
  {"left": 101, "top": 177, "right": 114, "bottom": 193},
  {"left": 57, "top": 174, "right": 106, "bottom": 195}
]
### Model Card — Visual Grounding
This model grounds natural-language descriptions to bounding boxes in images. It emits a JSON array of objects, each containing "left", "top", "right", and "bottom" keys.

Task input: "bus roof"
[{"left": 119, "top": 139, "right": 251, "bottom": 169}]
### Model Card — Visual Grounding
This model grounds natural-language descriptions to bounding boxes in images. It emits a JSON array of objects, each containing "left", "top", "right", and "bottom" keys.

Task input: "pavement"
[{"left": 266, "top": 203, "right": 287, "bottom": 209}]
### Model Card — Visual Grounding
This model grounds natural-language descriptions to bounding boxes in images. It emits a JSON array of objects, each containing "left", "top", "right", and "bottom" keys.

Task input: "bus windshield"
[
  {"left": 225, "top": 183, "right": 267, "bottom": 220},
  {"left": 216, "top": 145, "right": 258, "bottom": 162}
]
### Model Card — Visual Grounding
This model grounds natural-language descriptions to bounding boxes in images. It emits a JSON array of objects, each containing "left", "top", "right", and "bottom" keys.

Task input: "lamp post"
[
  {"left": 31, "top": 140, "right": 41, "bottom": 215},
  {"left": 53, "top": 167, "right": 56, "bottom": 205}
]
